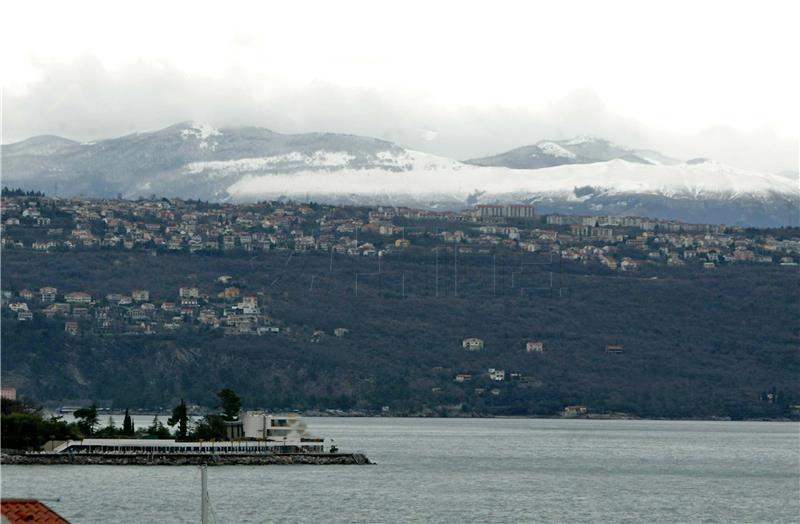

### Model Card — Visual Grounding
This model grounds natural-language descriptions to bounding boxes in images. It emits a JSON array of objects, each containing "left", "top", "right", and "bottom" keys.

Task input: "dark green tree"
[
  {"left": 191, "top": 415, "right": 226, "bottom": 440},
  {"left": 74, "top": 404, "right": 99, "bottom": 436},
  {"left": 146, "top": 415, "right": 171, "bottom": 439},
  {"left": 0, "top": 398, "right": 78, "bottom": 449},
  {"left": 167, "top": 399, "right": 189, "bottom": 438},
  {"left": 217, "top": 388, "right": 241, "bottom": 421},
  {"left": 94, "top": 415, "right": 122, "bottom": 438},
  {"left": 122, "top": 409, "right": 134, "bottom": 435}
]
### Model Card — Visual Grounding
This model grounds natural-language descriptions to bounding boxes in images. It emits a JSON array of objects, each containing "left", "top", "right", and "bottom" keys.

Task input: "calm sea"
[{"left": 2, "top": 418, "right": 798, "bottom": 523}]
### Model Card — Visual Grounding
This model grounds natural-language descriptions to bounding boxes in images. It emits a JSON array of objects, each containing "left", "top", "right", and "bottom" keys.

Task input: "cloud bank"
[{"left": 3, "top": 58, "right": 797, "bottom": 174}]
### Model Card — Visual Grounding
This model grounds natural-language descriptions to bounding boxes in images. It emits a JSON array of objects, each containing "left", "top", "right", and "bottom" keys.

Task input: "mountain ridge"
[
  {"left": 464, "top": 136, "right": 682, "bottom": 169},
  {"left": 2, "top": 122, "right": 797, "bottom": 226}
]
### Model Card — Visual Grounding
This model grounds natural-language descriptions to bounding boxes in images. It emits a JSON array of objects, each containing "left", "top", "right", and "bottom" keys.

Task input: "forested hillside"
[{"left": 2, "top": 249, "right": 798, "bottom": 419}]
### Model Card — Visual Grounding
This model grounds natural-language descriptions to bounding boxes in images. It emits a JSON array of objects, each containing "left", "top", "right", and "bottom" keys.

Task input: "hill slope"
[{"left": 2, "top": 249, "right": 798, "bottom": 419}]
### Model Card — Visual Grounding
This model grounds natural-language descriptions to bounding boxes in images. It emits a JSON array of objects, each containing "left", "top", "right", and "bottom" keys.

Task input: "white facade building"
[
  {"left": 241, "top": 412, "right": 309, "bottom": 440},
  {"left": 462, "top": 338, "right": 484, "bottom": 351},
  {"left": 488, "top": 368, "right": 505, "bottom": 381}
]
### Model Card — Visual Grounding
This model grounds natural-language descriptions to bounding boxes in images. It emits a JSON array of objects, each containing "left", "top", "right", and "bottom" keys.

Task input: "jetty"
[
  {"left": 2, "top": 451, "right": 371, "bottom": 466},
  {"left": 2, "top": 412, "right": 372, "bottom": 465},
  {"left": 2, "top": 439, "right": 371, "bottom": 466}
]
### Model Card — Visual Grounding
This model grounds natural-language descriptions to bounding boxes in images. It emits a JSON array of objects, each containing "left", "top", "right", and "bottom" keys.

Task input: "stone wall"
[{"left": 1, "top": 452, "right": 371, "bottom": 466}]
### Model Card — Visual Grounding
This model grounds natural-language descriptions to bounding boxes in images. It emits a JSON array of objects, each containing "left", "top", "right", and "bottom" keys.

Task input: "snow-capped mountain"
[
  {"left": 2, "top": 123, "right": 797, "bottom": 226},
  {"left": 464, "top": 136, "right": 681, "bottom": 169},
  {"left": 1, "top": 122, "right": 404, "bottom": 201}
]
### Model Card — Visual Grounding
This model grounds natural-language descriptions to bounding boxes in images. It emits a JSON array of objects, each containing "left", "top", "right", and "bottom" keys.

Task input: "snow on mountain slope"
[
  {"left": 465, "top": 136, "right": 681, "bottom": 168},
  {"left": 180, "top": 122, "right": 222, "bottom": 150},
  {"left": 536, "top": 141, "right": 577, "bottom": 159},
  {"left": 225, "top": 150, "right": 797, "bottom": 202},
  {"left": 184, "top": 151, "right": 360, "bottom": 176},
  {"left": 2, "top": 123, "right": 796, "bottom": 225}
]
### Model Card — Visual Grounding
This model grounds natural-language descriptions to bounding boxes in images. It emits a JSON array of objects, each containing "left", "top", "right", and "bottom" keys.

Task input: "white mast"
[{"left": 201, "top": 464, "right": 209, "bottom": 524}]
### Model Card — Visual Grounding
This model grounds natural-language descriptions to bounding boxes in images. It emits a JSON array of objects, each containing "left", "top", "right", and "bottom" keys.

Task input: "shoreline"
[
  {"left": 46, "top": 410, "right": 798, "bottom": 423},
  {"left": 303, "top": 413, "right": 798, "bottom": 422}
]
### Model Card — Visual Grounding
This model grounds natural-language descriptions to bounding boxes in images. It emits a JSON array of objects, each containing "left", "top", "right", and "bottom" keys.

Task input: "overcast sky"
[{"left": 2, "top": 0, "right": 798, "bottom": 173}]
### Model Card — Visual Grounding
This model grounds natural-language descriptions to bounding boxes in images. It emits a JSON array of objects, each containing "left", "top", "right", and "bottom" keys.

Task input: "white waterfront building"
[{"left": 241, "top": 411, "right": 309, "bottom": 440}]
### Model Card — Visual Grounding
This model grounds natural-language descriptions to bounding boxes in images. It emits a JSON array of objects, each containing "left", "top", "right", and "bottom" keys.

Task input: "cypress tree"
[{"left": 123, "top": 409, "right": 134, "bottom": 435}]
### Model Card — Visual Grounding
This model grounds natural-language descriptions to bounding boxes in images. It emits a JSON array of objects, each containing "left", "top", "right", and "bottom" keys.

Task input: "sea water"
[{"left": 2, "top": 418, "right": 798, "bottom": 523}]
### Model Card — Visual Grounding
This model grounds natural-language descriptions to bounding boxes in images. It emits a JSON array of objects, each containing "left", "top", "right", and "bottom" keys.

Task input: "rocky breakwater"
[{"left": 2, "top": 452, "right": 372, "bottom": 466}]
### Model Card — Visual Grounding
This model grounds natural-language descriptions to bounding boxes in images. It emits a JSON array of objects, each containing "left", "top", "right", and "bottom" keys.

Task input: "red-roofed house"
[
  {"left": 64, "top": 292, "right": 91, "bottom": 304},
  {"left": 1, "top": 499, "right": 70, "bottom": 523},
  {"left": 0, "top": 387, "right": 16, "bottom": 400}
]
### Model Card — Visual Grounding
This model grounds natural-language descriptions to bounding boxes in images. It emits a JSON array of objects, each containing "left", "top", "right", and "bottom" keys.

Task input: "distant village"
[{"left": 2, "top": 192, "right": 797, "bottom": 268}]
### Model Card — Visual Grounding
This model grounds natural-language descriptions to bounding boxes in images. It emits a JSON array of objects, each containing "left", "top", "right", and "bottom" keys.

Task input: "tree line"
[
  {"left": 2, "top": 187, "right": 46, "bottom": 197},
  {"left": 1, "top": 388, "right": 242, "bottom": 450}
]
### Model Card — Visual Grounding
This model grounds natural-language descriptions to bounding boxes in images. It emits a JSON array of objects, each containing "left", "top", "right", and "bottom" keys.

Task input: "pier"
[
  {"left": 1, "top": 437, "right": 371, "bottom": 465},
  {"left": 2, "top": 452, "right": 371, "bottom": 466}
]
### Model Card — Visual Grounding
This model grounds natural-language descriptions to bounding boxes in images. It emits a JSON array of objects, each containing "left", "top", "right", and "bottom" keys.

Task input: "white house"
[
  {"left": 525, "top": 341, "right": 544, "bottom": 353},
  {"left": 40, "top": 287, "right": 58, "bottom": 302},
  {"left": 179, "top": 287, "right": 200, "bottom": 299},
  {"left": 462, "top": 338, "right": 484, "bottom": 351},
  {"left": 241, "top": 412, "right": 311, "bottom": 440},
  {"left": 65, "top": 291, "right": 92, "bottom": 304},
  {"left": 488, "top": 368, "right": 505, "bottom": 381}
]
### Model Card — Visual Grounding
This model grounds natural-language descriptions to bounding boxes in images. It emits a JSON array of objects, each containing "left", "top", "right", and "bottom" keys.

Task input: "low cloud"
[{"left": 3, "top": 57, "right": 797, "bottom": 173}]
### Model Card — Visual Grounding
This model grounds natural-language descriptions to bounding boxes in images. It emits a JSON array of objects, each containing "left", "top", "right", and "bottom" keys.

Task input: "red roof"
[{"left": 1, "top": 499, "right": 69, "bottom": 523}]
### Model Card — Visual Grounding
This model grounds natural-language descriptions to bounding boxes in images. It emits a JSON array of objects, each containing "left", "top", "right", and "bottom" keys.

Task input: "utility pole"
[
  {"left": 435, "top": 248, "right": 439, "bottom": 298},
  {"left": 200, "top": 465, "right": 209, "bottom": 524},
  {"left": 492, "top": 255, "right": 496, "bottom": 297},
  {"left": 454, "top": 239, "right": 458, "bottom": 297},
  {"left": 329, "top": 246, "right": 334, "bottom": 272},
  {"left": 401, "top": 272, "right": 405, "bottom": 298}
]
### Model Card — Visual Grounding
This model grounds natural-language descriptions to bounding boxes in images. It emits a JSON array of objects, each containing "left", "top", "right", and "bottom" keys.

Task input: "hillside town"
[
  {"left": 3, "top": 192, "right": 797, "bottom": 349},
  {"left": 2, "top": 192, "right": 798, "bottom": 270},
  {"left": 2, "top": 282, "right": 288, "bottom": 338}
]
